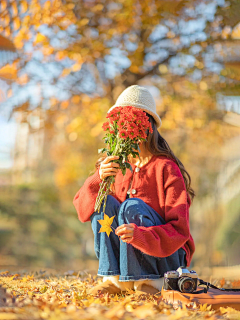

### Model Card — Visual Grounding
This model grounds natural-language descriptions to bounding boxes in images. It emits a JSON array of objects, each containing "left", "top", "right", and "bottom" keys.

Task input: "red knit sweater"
[{"left": 73, "top": 155, "right": 195, "bottom": 267}]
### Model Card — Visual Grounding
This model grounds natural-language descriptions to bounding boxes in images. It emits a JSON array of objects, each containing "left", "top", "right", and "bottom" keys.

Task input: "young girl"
[{"left": 73, "top": 85, "right": 195, "bottom": 295}]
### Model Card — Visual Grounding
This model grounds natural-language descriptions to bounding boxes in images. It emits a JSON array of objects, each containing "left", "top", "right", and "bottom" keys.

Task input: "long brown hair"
[
  {"left": 145, "top": 114, "right": 195, "bottom": 201},
  {"left": 94, "top": 113, "right": 195, "bottom": 201}
]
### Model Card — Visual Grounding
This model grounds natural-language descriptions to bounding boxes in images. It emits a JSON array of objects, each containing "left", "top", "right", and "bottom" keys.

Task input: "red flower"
[
  {"left": 125, "top": 123, "right": 139, "bottom": 138},
  {"left": 107, "top": 107, "right": 122, "bottom": 123},
  {"left": 117, "top": 119, "right": 127, "bottom": 128},
  {"left": 104, "top": 106, "right": 152, "bottom": 140},
  {"left": 113, "top": 106, "right": 123, "bottom": 114},
  {"left": 102, "top": 121, "right": 110, "bottom": 131},
  {"left": 131, "top": 108, "right": 140, "bottom": 117},
  {"left": 128, "top": 131, "right": 138, "bottom": 139},
  {"left": 119, "top": 129, "right": 128, "bottom": 139},
  {"left": 127, "top": 122, "right": 138, "bottom": 130},
  {"left": 111, "top": 114, "right": 120, "bottom": 122},
  {"left": 121, "top": 113, "right": 133, "bottom": 122}
]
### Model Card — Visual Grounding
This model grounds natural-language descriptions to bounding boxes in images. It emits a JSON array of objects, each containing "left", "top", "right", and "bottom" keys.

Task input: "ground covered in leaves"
[{"left": 0, "top": 269, "right": 240, "bottom": 320}]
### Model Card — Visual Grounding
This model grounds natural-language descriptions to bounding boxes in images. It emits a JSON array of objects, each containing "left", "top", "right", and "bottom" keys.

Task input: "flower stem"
[{"left": 94, "top": 179, "right": 108, "bottom": 212}]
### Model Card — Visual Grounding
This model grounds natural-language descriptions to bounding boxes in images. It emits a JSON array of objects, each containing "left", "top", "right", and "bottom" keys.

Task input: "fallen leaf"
[
  {"left": 199, "top": 303, "right": 212, "bottom": 311},
  {"left": 0, "top": 313, "right": 18, "bottom": 319},
  {"left": 220, "top": 306, "right": 240, "bottom": 314},
  {"left": 98, "top": 214, "right": 115, "bottom": 237},
  {"left": 0, "top": 271, "right": 9, "bottom": 275},
  {"left": 132, "top": 302, "right": 157, "bottom": 318},
  {"left": 220, "top": 278, "right": 225, "bottom": 288}
]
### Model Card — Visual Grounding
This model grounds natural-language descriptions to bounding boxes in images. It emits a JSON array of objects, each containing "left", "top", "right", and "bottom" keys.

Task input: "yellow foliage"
[
  {"left": 199, "top": 81, "right": 208, "bottom": 90},
  {"left": 78, "top": 18, "right": 89, "bottom": 27},
  {"left": 90, "top": 122, "right": 104, "bottom": 137},
  {"left": 92, "top": 4, "right": 104, "bottom": 12},
  {"left": 13, "top": 36, "right": 23, "bottom": 50},
  {"left": 35, "top": 33, "right": 47, "bottom": 43},
  {"left": 129, "top": 65, "right": 139, "bottom": 73},
  {"left": 159, "top": 64, "right": 168, "bottom": 74},
  {"left": 68, "top": 132, "right": 78, "bottom": 142},
  {"left": 43, "top": 0, "right": 51, "bottom": 10},
  {"left": 55, "top": 51, "right": 68, "bottom": 61},
  {"left": 42, "top": 46, "right": 54, "bottom": 56},
  {"left": 51, "top": 148, "right": 83, "bottom": 187},
  {"left": 0, "top": 63, "right": 17, "bottom": 80},
  {"left": 66, "top": 117, "right": 82, "bottom": 132},
  {"left": 16, "top": 74, "right": 29, "bottom": 85},
  {"left": 21, "top": 0, "right": 28, "bottom": 14},
  {"left": 54, "top": 164, "right": 81, "bottom": 187},
  {"left": 12, "top": 2, "right": 18, "bottom": 16},
  {"left": 61, "top": 68, "right": 71, "bottom": 77},
  {"left": 2, "top": 15, "right": 10, "bottom": 28},
  {"left": 71, "top": 63, "right": 82, "bottom": 72},
  {"left": 67, "top": 3, "right": 75, "bottom": 10},
  {"left": 55, "top": 114, "right": 69, "bottom": 129},
  {"left": 231, "top": 22, "right": 240, "bottom": 39},
  {"left": 71, "top": 95, "right": 81, "bottom": 104},
  {"left": 50, "top": 97, "right": 58, "bottom": 107},
  {"left": 0, "top": 0, "right": 7, "bottom": 11},
  {"left": 60, "top": 100, "right": 69, "bottom": 109},
  {"left": 22, "top": 15, "right": 30, "bottom": 27}
]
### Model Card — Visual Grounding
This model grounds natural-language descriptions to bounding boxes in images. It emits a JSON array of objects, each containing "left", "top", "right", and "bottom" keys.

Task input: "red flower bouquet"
[{"left": 94, "top": 106, "right": 153, "bottom": 214}]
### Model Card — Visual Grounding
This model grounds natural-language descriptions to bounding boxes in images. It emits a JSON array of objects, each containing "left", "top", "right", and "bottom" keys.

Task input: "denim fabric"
[{"left": 90, "top": 195, "right": 186, "bottom": 282}]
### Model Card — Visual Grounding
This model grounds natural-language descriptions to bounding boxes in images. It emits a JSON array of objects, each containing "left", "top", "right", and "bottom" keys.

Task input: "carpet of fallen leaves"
[{"left": 0, "top": 270, "right": 240, "bottom": 320}]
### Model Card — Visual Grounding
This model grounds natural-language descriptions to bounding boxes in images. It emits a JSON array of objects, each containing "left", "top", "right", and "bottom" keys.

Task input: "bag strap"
[{"left": 197, "top": 279, "right": 240, "bottom": 293}]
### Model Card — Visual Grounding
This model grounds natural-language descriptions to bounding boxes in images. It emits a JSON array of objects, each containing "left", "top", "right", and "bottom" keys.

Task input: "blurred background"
[{"left": 0, "top": 0, "right": 240, "bottom": 277}]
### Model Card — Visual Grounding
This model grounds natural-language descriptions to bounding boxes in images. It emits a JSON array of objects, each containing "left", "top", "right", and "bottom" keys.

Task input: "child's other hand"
[{"left": 115, "top": 224, "right": 134, "bottom": 242}]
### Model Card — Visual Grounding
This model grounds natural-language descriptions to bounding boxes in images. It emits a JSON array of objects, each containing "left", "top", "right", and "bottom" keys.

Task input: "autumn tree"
[{"left": 0, "top": 0, "right": 240, "bottom": 267}]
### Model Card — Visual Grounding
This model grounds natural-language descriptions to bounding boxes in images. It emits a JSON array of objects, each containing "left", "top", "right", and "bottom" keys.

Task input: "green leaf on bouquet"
[
  {"left": 131, "top": 143, "right": 138, "bottom": 150},
  {"left": 131, "top": 151, "right": 140, "bottom": 159},
  {"left": 125, "top": 162, "right": 132, "bottom": 172},
  {"left": 98, "top": 148, "right": 108, "bottom": 154}
]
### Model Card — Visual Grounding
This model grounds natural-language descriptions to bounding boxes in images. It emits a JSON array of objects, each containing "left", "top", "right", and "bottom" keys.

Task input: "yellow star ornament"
[{"left": 98, "top": 214, "right": 115, "bottom": 237}]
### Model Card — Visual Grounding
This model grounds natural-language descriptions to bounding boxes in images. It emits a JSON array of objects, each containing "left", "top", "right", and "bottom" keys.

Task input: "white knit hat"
[{"left": 108, "top": 85, "right": 162, "bottom": 128}]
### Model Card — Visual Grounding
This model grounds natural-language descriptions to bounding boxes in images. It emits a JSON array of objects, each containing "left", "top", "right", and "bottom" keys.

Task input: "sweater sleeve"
[
  {"left": 128, "top": 162, "right": 191, "bottom": 258},
  {"left": 73, "top": 169, "right": 102, "bottom": 223}
]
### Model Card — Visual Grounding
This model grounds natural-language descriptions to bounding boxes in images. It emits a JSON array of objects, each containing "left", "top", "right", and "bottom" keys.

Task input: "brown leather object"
[{"left": 161, "top": 287, "right": 240, "bottom": 310}]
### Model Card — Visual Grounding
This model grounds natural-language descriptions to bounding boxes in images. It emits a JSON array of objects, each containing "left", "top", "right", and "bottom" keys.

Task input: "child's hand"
[
  {"left": 115, "top": 224, "right": 134, "bottom": 242},
  {"left": 99, "top": 156, "right": 120, "bottom": 180}
]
